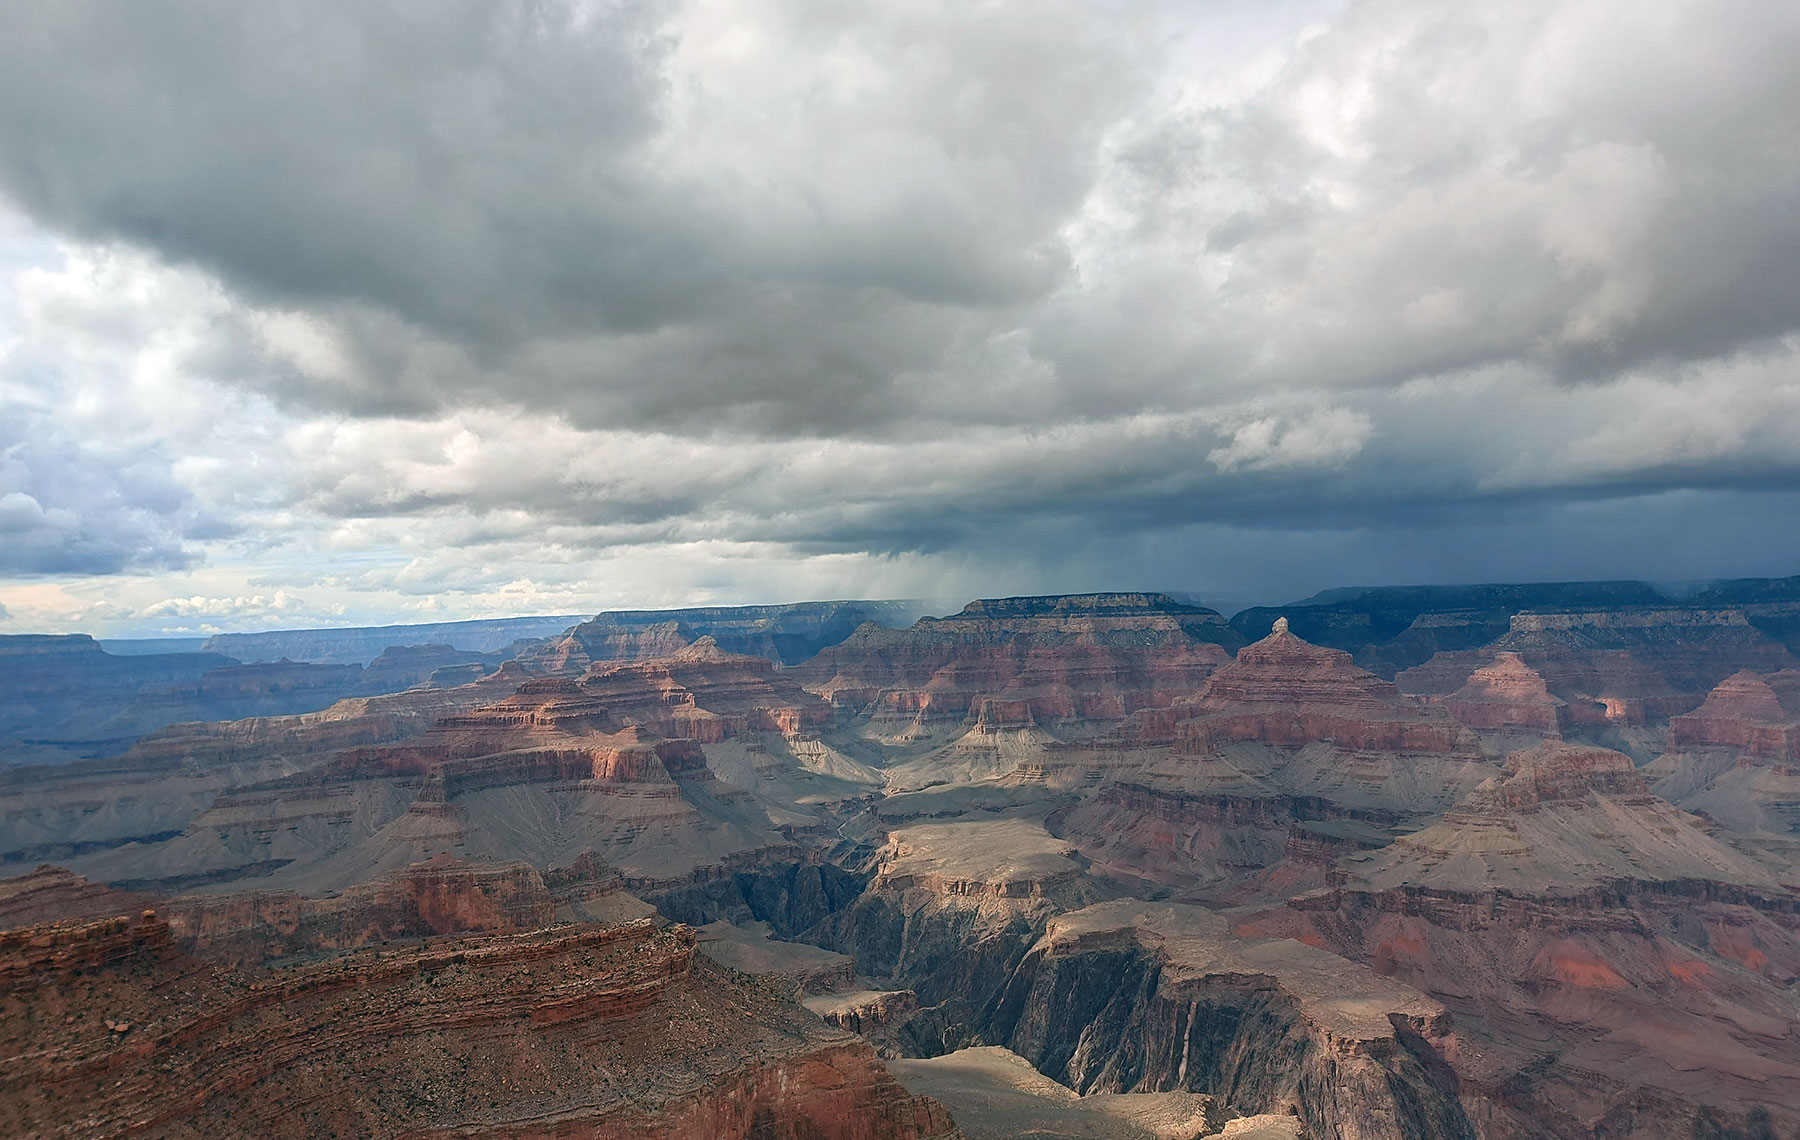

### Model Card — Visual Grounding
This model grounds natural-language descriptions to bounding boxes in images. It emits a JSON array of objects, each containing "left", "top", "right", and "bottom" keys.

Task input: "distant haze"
[{"left": 2, "top": 1, "right": 1798, "bottom": 636}]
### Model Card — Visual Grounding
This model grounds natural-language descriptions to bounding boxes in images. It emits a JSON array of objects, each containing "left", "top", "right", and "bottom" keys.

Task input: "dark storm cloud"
[
  {"left": 2, "top": 0, "right": 1799, "bottom": 604},
  {"left": 0, "top": 0, "right": 1144, "bottom": 433}
]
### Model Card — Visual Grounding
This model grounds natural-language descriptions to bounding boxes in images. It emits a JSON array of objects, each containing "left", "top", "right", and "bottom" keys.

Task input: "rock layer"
[{"left": 0, "top": 913, "right": 960, "bottom": 1140}]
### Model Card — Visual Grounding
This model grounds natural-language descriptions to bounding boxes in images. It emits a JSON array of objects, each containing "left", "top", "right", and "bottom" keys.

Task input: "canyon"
[{"left": 5, "top": 581, "right": 1800, "bottom": 1139}]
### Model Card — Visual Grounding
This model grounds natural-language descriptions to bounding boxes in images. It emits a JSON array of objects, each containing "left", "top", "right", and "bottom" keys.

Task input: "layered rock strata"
[
  {"left": 516, "top": 600, "right": 921, "bottom": 672},
  {"left": 0, "top": 666, "right": 531, "bottom": 875},
  {"left": 1100, "top": 621, "right": 1491, "bottom": 818},
  {"left": 1235, "top": 742, "right": 1800, "bottom": 1138},
  {"left": 0, "top": 913, "right": 960, "bottom": 1140},
  {"left": 792, "top": 595, "right": 1240, "bottom": 734},
  {"left": 1667, "top": 669, "right": 1800, "bottom": 760},
  {"left": 1397, "top": 610, "right": 1796, "bottom": 730}
]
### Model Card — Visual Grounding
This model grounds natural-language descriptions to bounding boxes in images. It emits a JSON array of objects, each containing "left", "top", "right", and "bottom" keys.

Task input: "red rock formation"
[
  {"left": 792, "top": 594, "right": 1239, "bottom": 730},
  {"left": 1349, "top": 742, "right": 1779, "bottom": 894},
  {"left": 1245, "top": 878, "right": 1800, "bottom": 1140},
  {"left": 1131, "top": 618, "right": 1476, "bottom": 756},
  {"left": 156, "top": 856, "right": 558, "bottom": 964},
  {"left": 335, "top": 641, "right": 827, "bottom": 795},
  {"left": 1441, "top": 651, "right": 1566, "bottom": 737},
  {"left": 1058, "top": 784, "right": 1397, "bottom": 899},
  {"left": 516, "top": 619, "right": 695, "bottom": 674},
  {"left": 0, "top": 853, "right": 642, "bottom": 967},
  {"left": 0, "top": 916, "right": 960, "bottom": 1140},
  {"left": 1668, "top": 669, "right": 1800, "bottom": 760},
  {"left": 1397, "top": 608, "right": 1795, "bottom": 728},
  {"left": 0, "top": 865, "right": 154, "bottom": 927}
]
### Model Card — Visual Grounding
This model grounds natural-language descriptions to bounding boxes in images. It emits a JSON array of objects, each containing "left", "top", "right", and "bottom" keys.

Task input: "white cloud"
[{"left": 0, "top": 0, "right": 1798, "bottom": 632}]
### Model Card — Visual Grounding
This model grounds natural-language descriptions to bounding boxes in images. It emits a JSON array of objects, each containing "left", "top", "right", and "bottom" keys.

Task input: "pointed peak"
[{"left": 1272, "top": 616, "right": 1290, "bottom": 635}]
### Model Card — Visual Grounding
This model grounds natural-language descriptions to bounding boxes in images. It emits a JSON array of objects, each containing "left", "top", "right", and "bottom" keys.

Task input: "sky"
[{"left": 2, "top": 0, "right": 1799, "bottom": 636}]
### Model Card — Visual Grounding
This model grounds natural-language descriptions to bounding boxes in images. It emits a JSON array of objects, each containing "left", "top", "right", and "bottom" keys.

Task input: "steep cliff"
[
  {"left": 1397, "top": 609, "right": 1796, "bottom": 733},
  {"left": 791, "top": 595, "right": 1240, "bottom": 738},
  {"left": 515, "top": 600, "right": 922, "bottom": 672},
  {"left": 0, "top": 913, "right": 960, "bottom": 1140}
]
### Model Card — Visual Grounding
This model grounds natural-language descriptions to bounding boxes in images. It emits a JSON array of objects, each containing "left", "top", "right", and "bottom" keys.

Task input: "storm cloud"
[{"left": 0, "top": 0, "right": 1797, "bottom": 631}]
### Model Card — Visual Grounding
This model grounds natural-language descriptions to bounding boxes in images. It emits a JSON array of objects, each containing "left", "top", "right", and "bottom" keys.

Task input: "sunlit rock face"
[
  {"left": 1668, "top": 669, "right": 1800, "bottom": 760},
  {"left": 0, "top": 909, "right": 960, "bottom": 1140}
]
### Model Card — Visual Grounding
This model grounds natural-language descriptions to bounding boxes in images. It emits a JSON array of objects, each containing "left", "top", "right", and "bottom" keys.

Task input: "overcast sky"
[{"left": 2, "top": 0, "right": 1799, "bottom": 635}]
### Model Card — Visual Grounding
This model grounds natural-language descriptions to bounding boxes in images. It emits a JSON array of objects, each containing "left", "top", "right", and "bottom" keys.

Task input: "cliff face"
[
  {"left": 819, "top": 865, "right": 1474, "bottom": 1140},
  {"left": 791, "top": 594, "right": 1240, "bottom": 734},
  {"left": 989, "top": 903, "right": 1474, "bottom": 1140},
  {"left": 1646, "top": 669, "right": 1800, "bottom": 839},
  {"left": 0, "top": 853, "right": 638, "bottom": 966},
  {"left": 157, "top": 855, "right": 561, "bottom": 964},
  {"left": 0, "top": 912, "right": 958, "bottom": 1140},
  {"left": 1159, "top": 620, "right": 1476, "bottom": 756},
  {"left": 353, "top": 643, "right": 507, "bottom": 694},
  {"left": 1397, "top": 609, "right": 1796, "bottom": 730},
  {"left": 1249, "top": 880, "right": 1800, "bottom": 1140},
  {"left": 1441, "top": 652, "right": 1567, "bottom": 738},
  {"left": 515, "top": 600, "right": 923, "bottom": 672},
  {"left": 1091, "top": 621, "right": 1491, "bottom": 818},
  {"left": 1667, "top": 669, "right": 1800, "bottom": 760}
]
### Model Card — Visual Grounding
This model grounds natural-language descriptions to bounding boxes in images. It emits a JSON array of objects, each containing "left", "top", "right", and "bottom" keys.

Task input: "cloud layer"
[{"left": 1, "top": 0, "right": 1798, "bottom": 632}]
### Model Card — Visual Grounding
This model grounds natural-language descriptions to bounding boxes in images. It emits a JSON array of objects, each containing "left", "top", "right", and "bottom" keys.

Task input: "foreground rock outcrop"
[{"left": 0, "top": 911, "right": 961, "bottom": 1140}]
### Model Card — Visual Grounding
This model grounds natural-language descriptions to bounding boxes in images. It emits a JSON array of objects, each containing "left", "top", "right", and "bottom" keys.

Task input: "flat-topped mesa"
[
  {"left": 1143, "top": 618, "right": 1474, "bottom": 754},
  {"left": 516, "top": 599, "right": 921, "bottom": 673},
  {"left": 790, "top": 593, "right": 1240, "bottom": 727},
  {"left": 1441, "top": 651, "right": 1566, "bottom": 737},
  {"left": 871, "top": 819, "right": 1089, "bottom": 901},
  {"left": 514, "top": 619, "right": 695, "bottom": 674},
  {"left": 1668, "top": 669, "right": 1800, "bottom": 760},
  {"left": 352, "top": 643, "right": 503, "bottom": 694}
]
